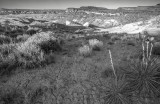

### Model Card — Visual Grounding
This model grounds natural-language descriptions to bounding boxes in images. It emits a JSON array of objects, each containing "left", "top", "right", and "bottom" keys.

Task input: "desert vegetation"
[{"left": 0, "top": 5, "right": 160, "bottom": 104}]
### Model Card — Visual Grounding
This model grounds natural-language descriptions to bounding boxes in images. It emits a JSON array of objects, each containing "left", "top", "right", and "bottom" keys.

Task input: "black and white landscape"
[{"left": 0, "top": 0, "right": 160, "bottom": 104}]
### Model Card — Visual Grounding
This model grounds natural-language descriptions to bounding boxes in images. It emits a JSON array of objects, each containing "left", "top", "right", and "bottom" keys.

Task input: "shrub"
[
  {"left": 103, "top": 78, "right": 132, "bottom": 104},
  {"left": 101, "top": 69, "right": 114, "bottom": 78},
  {"left": 88, "top": 39, "right": 103, "bottom": 51},
  {"left": 108, "top": 41, "right": 115, "bottom": 45},
  {"left": 0, "top": 87, "right": 25, "bottom": 104},
  {"left": 0, "top": 52, "right": 19, "bottom": 75},
  {"left": 43, "top": 52, "right": 55, "bottom": 64},
  {"left": 152, "top": 42, "right": 160, "bottom": 56},
  {"left": 0, "top": 44, "right": 16, "bottom": 57},
  {"left": 124, "top": 56, "right": 160, "bottom": 103},
  {"left": 78, "top": 45, "right": 92, "bottom": 57},
  {"left": 0, "top": 43, "right": 21, "bottom": 75},
  {"left": 16, "top": 31, "right": 58, "bottom": 56},
  {"left": 126, "top": 41, "right": 135, "bottom": 46},
  {"left": 17, "top": 51, "right": 45, "bottom": 69},
  {"left": 102, "top": 33, "right": 111, "bottom": 39},
  {"left": 0, "top": 35, "right": 11, "bottom": 44},
  {"left": 26, "top": 27, "right": 39, "bottom": 35},
  {"left": 0, "top": 31, "right": 61, "bottom": 71},
  {"left": 16, "top": 34, "right": 30, "bottom": 42},
  {"left": 110, "top": 35, "right": 121, "bottom": 41},
  {"left": 15, "top": 31, "right": 61, "bottom": 68},
  {"left": 39, "top": 39, "right": 62, "bottom": 54},
  {"left": 28, "top": 86, "right": 55, "bottom": 104}
]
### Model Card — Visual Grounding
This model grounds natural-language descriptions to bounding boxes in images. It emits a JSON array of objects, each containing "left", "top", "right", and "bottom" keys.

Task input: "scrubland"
[{"left": 0, "top": 12, "right": 160, "bottom": 104}]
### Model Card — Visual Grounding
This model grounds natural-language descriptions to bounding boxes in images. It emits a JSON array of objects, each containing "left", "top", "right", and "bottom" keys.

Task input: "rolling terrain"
[{"left": 0, "top": 4, "right": 160, "bottom": 104}]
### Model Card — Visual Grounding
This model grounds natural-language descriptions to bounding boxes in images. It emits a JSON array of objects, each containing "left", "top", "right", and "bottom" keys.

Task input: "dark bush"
[
  {"left": 5, "top": 29, "right": 24, "bottom": 38},
  {"left": 0, "top": 88, "right": 25, "bottom": 104},
  {"left": 39, "top": 40, "right": 62, "bottom": 54},
  {"left": 111, "top": 35, "right": 121, "bottom": 41},
  {"left": 0, "top": 35, "right": 11, "bottom": 44},
  {"left": 108, "top": 41, "right": 114, "bottom": 45},
  {"left": 152, "top": 44, "right": 160, "bottom": 56},
  {"left": 0, "top": 54, "right": 19, "bottom": 76},
  {"left": 26, "top": 29, "right": 37, "bottom": 35},
  {"left": 102, "top": 34, "right": 111, "bottom": 40},
  {"left": 101, "top": 69, "right": 113, "bottom": 78},
  {"left": 43, "top": 53, "right": 55, "bottom": 64},
  {"left": 126, "top": 41, "right": 135, "bottom": 46}
]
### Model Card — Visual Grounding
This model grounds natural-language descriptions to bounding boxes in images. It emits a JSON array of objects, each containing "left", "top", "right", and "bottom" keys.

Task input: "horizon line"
[{"left": 1, "top": 3, "right": 159, "bottom": 10}]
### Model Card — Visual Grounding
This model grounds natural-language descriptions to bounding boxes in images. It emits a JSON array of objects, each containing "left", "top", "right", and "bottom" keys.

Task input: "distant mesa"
[
  {"left": 66, "top": 6, "right": 108, "bottom": 12},
  {"left": 1, "top": 3, "right": 160, "bottom": 15},
  {"left": 79, "top": 6, "right": 108, "bottom": 10}
]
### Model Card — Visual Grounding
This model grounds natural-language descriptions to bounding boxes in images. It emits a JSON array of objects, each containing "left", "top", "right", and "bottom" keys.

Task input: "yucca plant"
[
  {"left": 103, "top": 49, "right": 133, "bottom": 104},
  {"left": 124, "top": 35, "right": 160, "bottom": 103},
  {"left": 125, "top": 56, "right": 160, "bottom": 103},
  {"left": 103, "top": 77, "right": 133, "bottom": 104}
]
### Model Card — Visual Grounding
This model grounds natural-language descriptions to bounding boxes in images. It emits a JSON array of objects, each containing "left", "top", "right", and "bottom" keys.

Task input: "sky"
[{"left": 0, "top": 0, "right": 160, "bottom": 9}]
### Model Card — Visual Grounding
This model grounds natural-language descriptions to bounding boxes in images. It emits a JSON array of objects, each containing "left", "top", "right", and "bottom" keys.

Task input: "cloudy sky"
[{"left": 0, "top": 0, "right": 159, "bottom": 9}]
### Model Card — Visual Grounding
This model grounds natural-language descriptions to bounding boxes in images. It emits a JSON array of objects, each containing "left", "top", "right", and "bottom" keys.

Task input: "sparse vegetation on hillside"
[{"left": 1, "top": 6, "right": 160, "bottom": 104}]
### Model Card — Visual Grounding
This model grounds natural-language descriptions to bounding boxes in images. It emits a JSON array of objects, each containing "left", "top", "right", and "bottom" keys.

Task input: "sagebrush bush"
[
  {"left": 16, "top": 31, "right": 58, "bottom": 56},
  {"left": 16, "top": 34, "right": 30, "bottom": 42},
  {"left": 0, "top": 31, "right": 63, "bottom": 72},
  {"left": 17, "top": 51, "right": 45, "bottom": 69},
  {"left": 0, "top": 31, "right": 62, "bottom": 72},
  {"left": 15, "top": 31, "right": 61, "bottom": 68},
  {"left": 78, "top": 45, "right": 92, "bottom": 57},
  {"left": 88, "top": 39, "right": 103, "bottom": 51},
  {"left": 0, "top": 44, "right": 16, "bottom": 57}
]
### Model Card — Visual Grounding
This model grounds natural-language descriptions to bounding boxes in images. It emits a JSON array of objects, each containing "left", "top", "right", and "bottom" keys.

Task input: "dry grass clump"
[
  {"left": 78, "top": 39, "right": 103, "bottom": 57},
  {"left": 88, "top": 39, "right": 103, "bottom": 51},
  {"left": 78, "top": 45, "right": 92, "bottom": 57}
]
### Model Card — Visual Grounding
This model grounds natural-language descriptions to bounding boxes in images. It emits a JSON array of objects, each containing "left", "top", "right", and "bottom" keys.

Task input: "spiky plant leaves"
[
  {"left": 125, "top": 56, "right": 160, "bottom": 99},
  {"left": 103, "top": 78, "right": 133, "bottom": 104}
]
